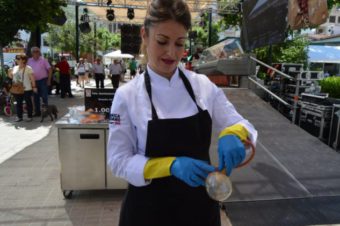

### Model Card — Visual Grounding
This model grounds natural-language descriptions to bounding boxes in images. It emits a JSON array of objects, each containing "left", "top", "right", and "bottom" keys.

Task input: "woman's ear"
[{"left": 141, "top": 26, "right": 147, "bottom": 43}]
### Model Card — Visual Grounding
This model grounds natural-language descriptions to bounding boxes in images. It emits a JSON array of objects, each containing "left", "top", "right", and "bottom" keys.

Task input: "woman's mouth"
[{"left": 162, "top": 59, "right": 175, "bottom": 65}]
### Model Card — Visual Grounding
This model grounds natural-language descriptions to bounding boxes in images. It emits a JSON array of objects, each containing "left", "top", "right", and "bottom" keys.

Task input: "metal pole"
[
  {"left": 248, "top": 76, "right": 291, "bottom": 106},
  {"left": 250, "top": 56, "right": 294, "bottom": 80},
  {"left": 292, "top": 77, "right": 300, "bottom": 124},
  {"left": 94, "top": 21, "right": 97, "bottom": 60},
  {"left": 208, "top": 8, "right": 212, "bottom": 47},
  {"left": 75, "top": 4, "right": 79, "bottom": 62}
]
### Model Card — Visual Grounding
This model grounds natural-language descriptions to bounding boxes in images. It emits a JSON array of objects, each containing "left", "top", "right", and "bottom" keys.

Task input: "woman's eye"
[
  {"left": 157, "top": 41, "right": 167, "bottom": 45},
  {"left": 176, "top": 43, "right": 184, "bottom": 47}
]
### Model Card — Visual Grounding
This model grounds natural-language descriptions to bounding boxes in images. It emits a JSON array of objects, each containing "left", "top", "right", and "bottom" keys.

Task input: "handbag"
[
  {"left": 288, "top": 0, "right": 328, "bottom": 30},
  {"left": 10, "top": 67, "right": 25, "bottom": 95}
]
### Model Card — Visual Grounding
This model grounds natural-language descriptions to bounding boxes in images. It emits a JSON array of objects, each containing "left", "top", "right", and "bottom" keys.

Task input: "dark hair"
[
  {"left": 140, "top": 0, "right": 191, "bottom": 62},
  {"left": 144, "top": 0, "right": 191, "bottom": 31},
  {"left": 15, "top": 54, "right": 28, "bottom": 63}
]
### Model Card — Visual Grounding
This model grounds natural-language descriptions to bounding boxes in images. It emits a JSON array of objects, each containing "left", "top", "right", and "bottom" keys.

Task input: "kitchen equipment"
[{"left": 206, "top": 140, "right": 255, "bottom": 201}]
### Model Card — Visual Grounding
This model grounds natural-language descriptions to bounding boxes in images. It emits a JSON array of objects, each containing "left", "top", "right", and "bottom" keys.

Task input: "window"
[
  {"left": 329, "top": 16, "right": 336, "bottom": 23},
  {"left": 338, "top": 16, "right": 340, "bottom": 24}
]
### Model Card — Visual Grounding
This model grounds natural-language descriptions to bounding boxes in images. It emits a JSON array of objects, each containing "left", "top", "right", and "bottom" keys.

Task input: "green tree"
[
  {"left": 96, "top": 27, "right": 121, "bottom": 52},
  {"left": 0, "top": 0, "right": 66, "bottom": 73},
  {"left": 254, "top": 35, "right": 310, "bottom": 71},
  {"left": 191, "top": 12, "right": 221, "bottom": 49},
  {"left": 46, "top": 23, "right": 121, "bottom": 59},
  {"left": 47, "top": 22, "right": 76, "bottom": 56}
]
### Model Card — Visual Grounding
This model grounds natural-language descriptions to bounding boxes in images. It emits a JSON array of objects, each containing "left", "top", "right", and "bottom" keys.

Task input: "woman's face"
[
  {"left": 142, "top": 20, "right": 187, "bottom": 78},
  {"left": 16, "top": 56, "right": 26, "bottom": 66}
]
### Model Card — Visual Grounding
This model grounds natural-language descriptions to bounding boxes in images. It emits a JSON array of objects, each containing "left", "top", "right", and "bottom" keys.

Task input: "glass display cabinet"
[{"left": 194, "top": 38, "right": 256, "bottom": 86}]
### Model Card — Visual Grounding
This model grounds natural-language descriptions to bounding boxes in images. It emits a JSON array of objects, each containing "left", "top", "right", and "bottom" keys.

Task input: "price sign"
[{"left": 84, "top": 88, "right": 116, "bottom": 119}]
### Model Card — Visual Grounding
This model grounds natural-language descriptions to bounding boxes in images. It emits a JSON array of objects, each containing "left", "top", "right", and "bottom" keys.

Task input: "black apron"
[{"left": 119, "top": 69, "right": 220, "bottom": 226}]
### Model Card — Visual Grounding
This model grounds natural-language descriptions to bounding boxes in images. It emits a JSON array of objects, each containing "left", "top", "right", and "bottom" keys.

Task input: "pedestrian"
[
  {"left": 107, "top": 1, "right": 257, "bottom": 226},
  {"left": 8, "top": 54, "right": 37, "bottom": 122},
  {"left": 27, "top": 47, "right": 52, "bottom": 117},
  {"left": 84, "top": 58, "right": 92, "bottom": 84},
  {"left": 138, "top": 63, "right": 144, "bottom": 74},
  {"left": 53, "top": 66, "right": 61, "bottom": 95},
  {"left": 129, "top": 57, "right": 137, "bottom": 79},
  {"left": 56, "top": 56, "right": 74, "bottom": 98},
  {"left": 92, "top": 58, "right": 105, "bottom": 89},
  {"left": 120, "top": 59, "right": 126, "bottom": 82},
  {"left": 75, "top": 58, "right": 86, "bottom": 88},
  {"left": 108, "top": 59, "right": 122, "bottom": 89},
  {"left": 47, "top": 57, "right": 54, "bottom": 95}
]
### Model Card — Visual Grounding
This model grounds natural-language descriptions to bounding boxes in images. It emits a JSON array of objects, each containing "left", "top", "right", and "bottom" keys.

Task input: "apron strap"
[
  {"left": 178, "top": 70, "right": 203, "bottom": 112},
  {"left": 144, "top": 67, "right": 202, "bottom": 120},
  {"left": 144, "top": 69, "right": 158, "bottom": 120}
]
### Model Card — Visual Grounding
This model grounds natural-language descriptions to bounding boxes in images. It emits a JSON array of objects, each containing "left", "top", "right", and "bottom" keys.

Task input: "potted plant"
[{"left": 320, "top": 76, "right": 340, "bottom": 104}]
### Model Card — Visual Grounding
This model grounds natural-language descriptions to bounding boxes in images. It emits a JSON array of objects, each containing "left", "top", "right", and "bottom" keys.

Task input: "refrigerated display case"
[{"left": 194, "top": 38, "right": 256, "bottom": 84}]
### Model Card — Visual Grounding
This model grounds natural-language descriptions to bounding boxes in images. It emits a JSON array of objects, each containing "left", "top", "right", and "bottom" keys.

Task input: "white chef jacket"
[{"left": 107, "top": 65, "right": 258, "bottom": 187}]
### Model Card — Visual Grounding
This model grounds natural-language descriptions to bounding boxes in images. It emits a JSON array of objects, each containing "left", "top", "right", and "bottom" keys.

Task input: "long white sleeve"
[{"left": 107, "top": 89, "right": 150, "bottom": 187}]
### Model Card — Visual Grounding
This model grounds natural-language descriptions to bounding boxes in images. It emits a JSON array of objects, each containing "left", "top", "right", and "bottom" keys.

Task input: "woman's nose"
[{"left": 165, "top": 44, "right": 176, "bottom": 57}]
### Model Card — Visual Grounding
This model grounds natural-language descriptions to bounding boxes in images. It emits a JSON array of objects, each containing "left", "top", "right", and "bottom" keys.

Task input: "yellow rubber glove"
[
  {"left": 218, "top": 124, "right": 249, "bottom": 142},
  {"left": 144, "top": 157, "right": 176, "bottom": 179}
]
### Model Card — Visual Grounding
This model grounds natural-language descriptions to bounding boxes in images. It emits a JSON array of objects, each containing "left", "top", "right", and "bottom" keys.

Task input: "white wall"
[{"left": 317, "top": 6, "right": 340, "bottom": 35}]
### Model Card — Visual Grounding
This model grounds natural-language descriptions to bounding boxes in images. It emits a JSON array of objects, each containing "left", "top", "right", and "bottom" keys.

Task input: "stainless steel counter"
[{"left": 56, "top": 115, "right": 127, "bottom": 199}]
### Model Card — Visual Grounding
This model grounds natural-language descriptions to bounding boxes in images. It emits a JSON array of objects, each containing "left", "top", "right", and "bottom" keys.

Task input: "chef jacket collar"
[{"left": 146, "top": 65, "right": 181, "bottom": 88}]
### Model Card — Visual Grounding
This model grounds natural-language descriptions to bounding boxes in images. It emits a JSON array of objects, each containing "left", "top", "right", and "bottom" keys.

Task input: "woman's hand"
[
  {"left": 32, "top": 87, "right": 38, "bottom": 93},
  {"left": 170, "top": 157, "right": 215, "bottom": 187},
  {"left": 218, "top": 135, "right": 246, "bottom": 176}
]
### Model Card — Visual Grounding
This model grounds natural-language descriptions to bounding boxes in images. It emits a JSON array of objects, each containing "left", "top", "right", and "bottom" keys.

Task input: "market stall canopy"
[
  {"left": 308, "top": 45, "right": 340, "bottom": 64},
  {"left": 104, "top": 50, "right": 133, "bottom": 59},
  {"left": 310, "top": 35, "right": 340, "bottom": 46},
  {"left": 104, "top": 50, "right": 133, "bottom": 64}
]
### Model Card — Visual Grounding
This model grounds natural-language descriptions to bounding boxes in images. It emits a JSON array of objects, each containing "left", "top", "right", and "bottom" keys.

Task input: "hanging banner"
[{"left": 3, "top": 47, "right": 25, "bottom": 53}]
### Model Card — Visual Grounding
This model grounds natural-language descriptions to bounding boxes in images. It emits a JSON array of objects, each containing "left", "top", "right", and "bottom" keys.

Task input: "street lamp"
[
  {"left": 106, "top": 8, "right": 115, "bottom": 21},
  {"left": 127, "top": 8, "right": 134, "bottom": 20},
  {"left": 79, "top": 8, "right": 91, "bottom": 33}
]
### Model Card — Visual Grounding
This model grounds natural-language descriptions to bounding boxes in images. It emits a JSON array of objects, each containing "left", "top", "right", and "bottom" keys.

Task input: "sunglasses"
[{"left": 16, "top": 57, "right": 25, "bottom": 60}]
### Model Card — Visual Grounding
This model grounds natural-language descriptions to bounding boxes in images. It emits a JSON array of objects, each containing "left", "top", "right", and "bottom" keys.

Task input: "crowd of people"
[{"left": 3, "top": 47, "right": 144, "bottom": 122}]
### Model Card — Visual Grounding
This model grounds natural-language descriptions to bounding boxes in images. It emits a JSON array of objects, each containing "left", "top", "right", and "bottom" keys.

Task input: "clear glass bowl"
[{"left": 205, "top": 171, "right": 232, "bottom": 202}]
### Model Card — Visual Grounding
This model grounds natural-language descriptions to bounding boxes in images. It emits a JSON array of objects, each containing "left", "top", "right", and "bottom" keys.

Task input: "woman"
[
  {"left": 8, "top": 54, "right": 37, "bottom": 122},
  {"left": 107, "top": 1, "right": 257, "bottom": 225},
  {"left": 76, "top": 58, "right": 86, "bottom": 88}
]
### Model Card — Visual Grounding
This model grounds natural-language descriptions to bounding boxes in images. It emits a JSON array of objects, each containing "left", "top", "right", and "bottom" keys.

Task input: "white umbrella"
[
  {"left": 104, "top": 50, "right": 134, "bottom": 59},
  {"left": 104, "top": 50, "right": 134, "bottom": 65}
]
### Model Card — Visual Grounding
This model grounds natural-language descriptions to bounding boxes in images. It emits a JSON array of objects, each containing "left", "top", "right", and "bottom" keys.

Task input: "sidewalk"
[
  {"left": 0, "top": 77, "right": 232, "bottom": 226},
  {"left": 0, "top": 79, "right": 124, "bottom": 225}
]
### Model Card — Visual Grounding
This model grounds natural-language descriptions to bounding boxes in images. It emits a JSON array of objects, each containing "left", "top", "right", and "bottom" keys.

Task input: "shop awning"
[{"left": 308, "top": 45, "right": 340, "bottom": 64}]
